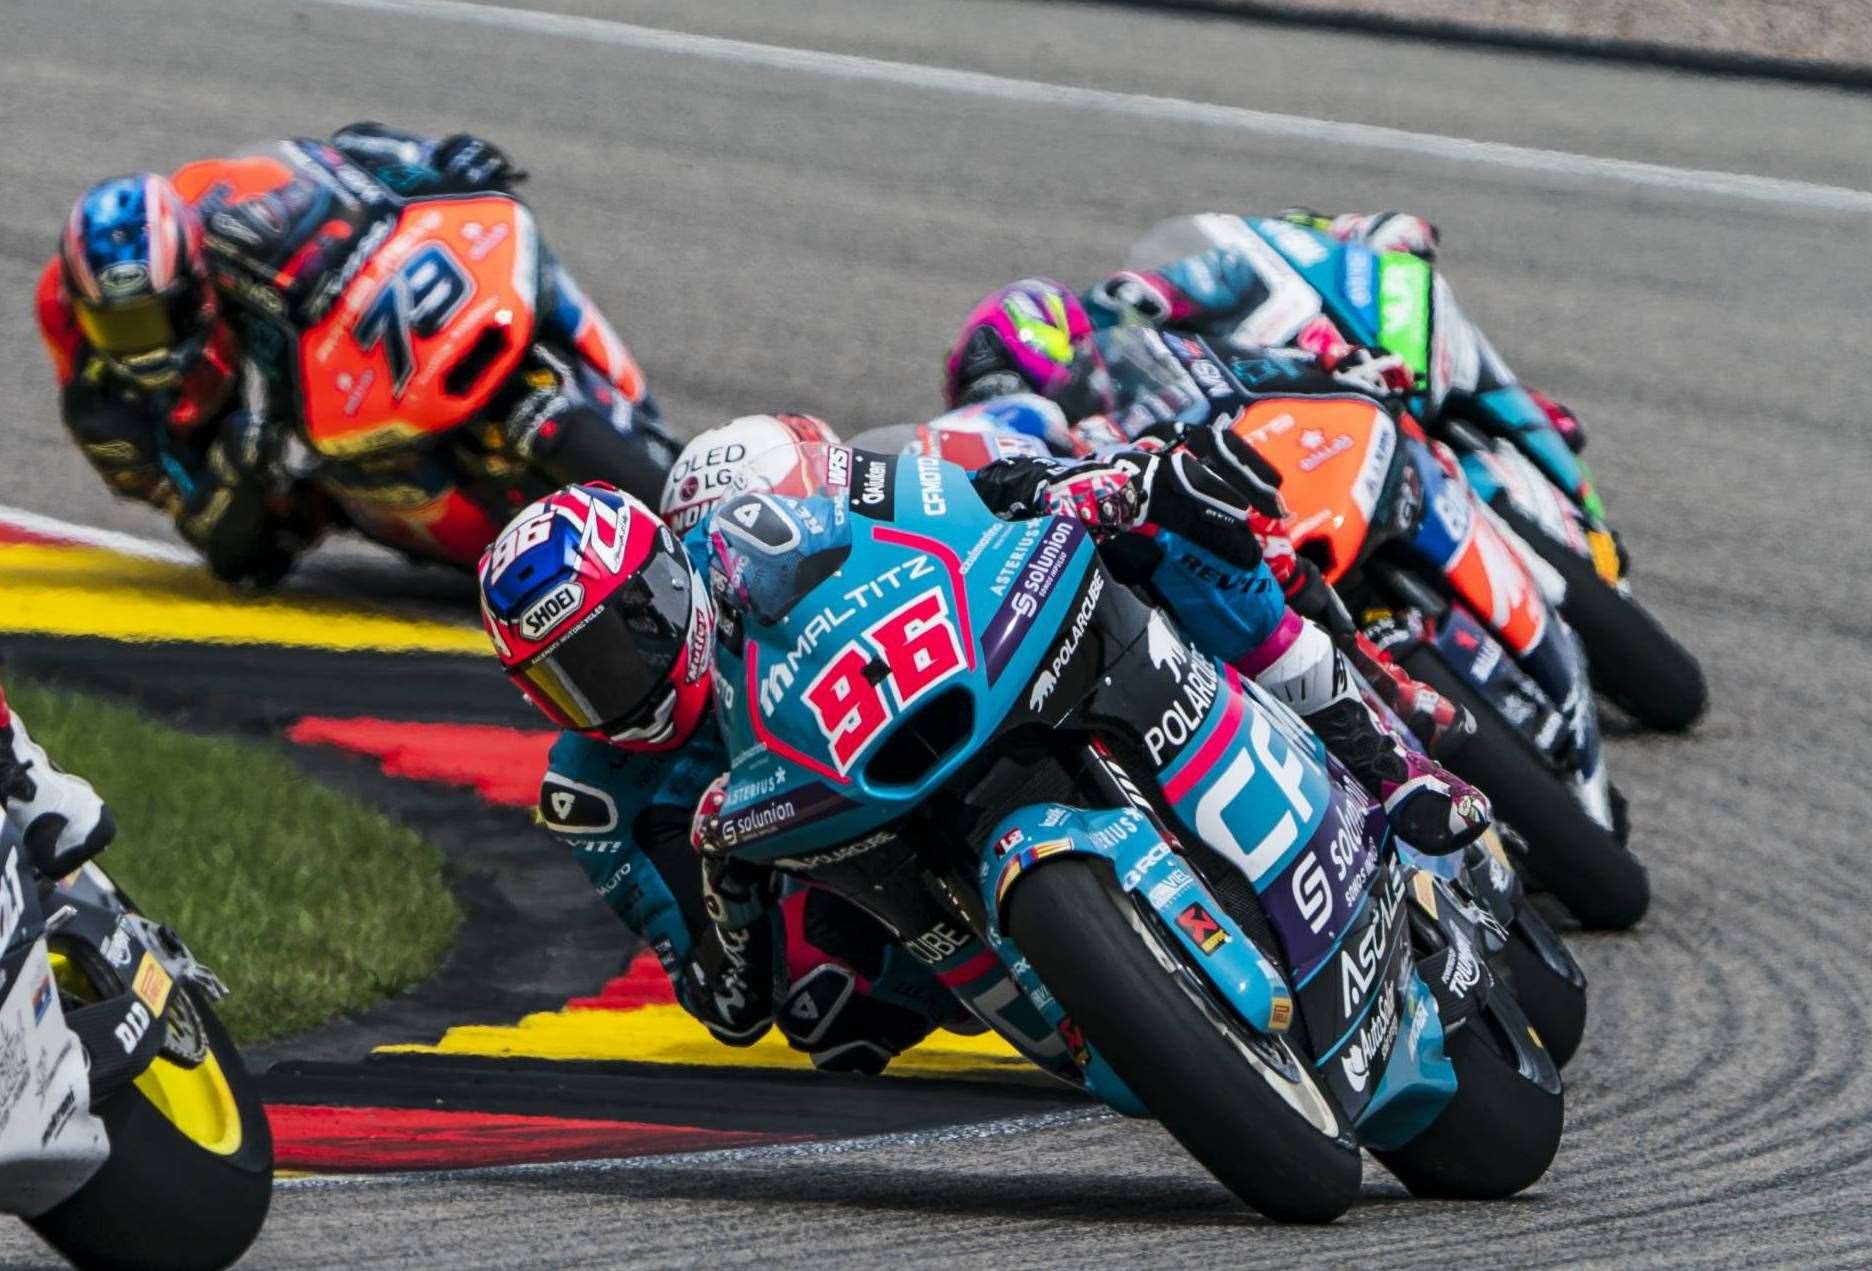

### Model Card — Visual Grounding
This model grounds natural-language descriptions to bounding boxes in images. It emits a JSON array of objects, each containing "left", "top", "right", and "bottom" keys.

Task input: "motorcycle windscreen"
[{"left": 298, "top": 196, "right": 539, "bottom": 458}]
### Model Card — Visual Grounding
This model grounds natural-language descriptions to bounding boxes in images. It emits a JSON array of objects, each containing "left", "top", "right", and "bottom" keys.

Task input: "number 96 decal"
[{"left": 801, "top": 587, "right": 967, "bottom": 774}]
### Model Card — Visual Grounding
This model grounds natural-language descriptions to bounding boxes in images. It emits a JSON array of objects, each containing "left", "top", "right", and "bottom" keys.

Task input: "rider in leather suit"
[
  {"left": 0, "top": 684, "right": 115, "bottom": 881},
  {"left": 943, "top": 279, "right": 1492, "bottom": 833},
  {"left": 1089, "top": 209, "right": 1592, "bottom": 502},
  {"left": 478, "top": 411, "right": 1488, "bottom": 1073},
  {"left": 37, "top": 123, "right": 669, "bottom": 584}
]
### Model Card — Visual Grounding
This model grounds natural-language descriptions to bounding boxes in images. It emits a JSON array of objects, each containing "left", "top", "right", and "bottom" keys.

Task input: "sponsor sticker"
[
  {"left": 519, "top": 581, "right": 584, "bottom": 641},
  {"left": 1175, "top": 901, "right": 1229, "bottom": 954},
  {"left": 131, "top": 952, "right": 174, "bottom": 1016},
  {"left": 31, "top": 974, "right": 55, "bottom": 1024},
  {"left": 0, "top": 848, "right": 24, "bottom": 952}
]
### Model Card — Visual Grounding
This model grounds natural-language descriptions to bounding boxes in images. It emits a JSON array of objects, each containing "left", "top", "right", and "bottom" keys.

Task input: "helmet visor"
[
  {"left": 76, "top": 294, "right": 179, "bottom": 357},
  {"left": 515, "top": 563, "right": 695, "bottom": 734}
]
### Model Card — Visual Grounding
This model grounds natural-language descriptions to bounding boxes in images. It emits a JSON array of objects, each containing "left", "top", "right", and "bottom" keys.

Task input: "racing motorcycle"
[
  {"left": 701, "top": 440, "right": 1563, "bottom": 1221},
  {"left": 279, "top": 187, "right": 677, "bottom": 568},
  {"left": 0, "top": 829, "right": 271, "bottom": 1269},
  {"left": 1162, "top": 343, "right": 1649, "bottom": 930},
  {"left": 1127, "top": 213, "right": 1707, "bottom": 732},
  {"left": 855, "top": 409, "right": 1588, "bottom": 1063}
]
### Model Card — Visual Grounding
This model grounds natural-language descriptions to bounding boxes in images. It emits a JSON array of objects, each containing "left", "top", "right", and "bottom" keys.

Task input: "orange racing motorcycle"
[
  {"left": 1202, "top": 364, "right": 1650, "bottom": 930},
  {"left": 182, "top": 141, "right": 679, "bottom": 571}
]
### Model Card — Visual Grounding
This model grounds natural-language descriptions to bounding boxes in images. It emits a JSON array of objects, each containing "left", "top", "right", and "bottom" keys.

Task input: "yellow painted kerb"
[
  {"left": 378, "top": 1003, "right": 1037, "bottom": 1081},
  {"left": 0, "top": 542, "right": 484, "bottom": 653}
]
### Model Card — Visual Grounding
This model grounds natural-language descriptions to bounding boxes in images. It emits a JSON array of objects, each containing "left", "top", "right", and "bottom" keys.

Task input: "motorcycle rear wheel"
[
  {"left": 1495, "top": 502, "right": 1708, "bottom": 732},
  {"left": 27, "top": 985, "right": 273, "bottom": 1271},
  {"left": 1005, "top": 858, "right": 1361, "bottom": 1223},
  {"left": 1403, "top": 647, "right": 1649, "bottom": 930}
]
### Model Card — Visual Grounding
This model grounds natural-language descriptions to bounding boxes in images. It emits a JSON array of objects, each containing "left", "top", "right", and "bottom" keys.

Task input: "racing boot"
[
  {"left": 1307, "top": 697, "right": 1492, "bottom": 854},
  {"left": 1340, "top": 628, "right": 1475, "bottom": 758},
  {"left": 1527, "top": 388, "right": 1586, "bottom": 454},
  {"left": 0, "top": 691, "right": 114, "bottom": 879},
  {"left": 1240, "top": 615, "right": 1489, "bottom": 854},
  {"left": 774, "top": 886, "right": 961, "bottom": 1074}
]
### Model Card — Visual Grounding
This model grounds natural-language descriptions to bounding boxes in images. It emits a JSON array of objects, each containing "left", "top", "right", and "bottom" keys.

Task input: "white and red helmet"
[
  {"left": 478, "top": 484, "right": 713, "bottom": 751},
  {"left": 659, "top": 413, "right": 841, "bottom": 532}
]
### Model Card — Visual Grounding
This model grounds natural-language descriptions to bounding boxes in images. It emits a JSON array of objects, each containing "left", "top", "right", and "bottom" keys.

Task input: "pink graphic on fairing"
[
  {"left": 1161, "top": 663, "right": 1248, "bottom": 803},
  {"left": 1233, "top": 608, "right": 1305, "bottom": 677}
]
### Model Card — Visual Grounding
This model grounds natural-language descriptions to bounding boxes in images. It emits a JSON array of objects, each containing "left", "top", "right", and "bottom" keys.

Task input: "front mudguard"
[
  {"left": 1352, "top": 967, "right": 1456, "bottom": 1152},
  {"left": 1376, "top": 867, "right": 1561, "bottom": 1146},
  {"left": 976, "top": 804, "right": 1297, "bottom": 1117},
  {"left": 1352, "top": 866, "right": 1521, "bottom": 1153}
]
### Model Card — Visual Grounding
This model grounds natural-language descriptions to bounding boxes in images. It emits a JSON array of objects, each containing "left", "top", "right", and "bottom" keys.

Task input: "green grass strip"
[{"left": 10, "top": 678, "right": 461, "bottom": 1044}]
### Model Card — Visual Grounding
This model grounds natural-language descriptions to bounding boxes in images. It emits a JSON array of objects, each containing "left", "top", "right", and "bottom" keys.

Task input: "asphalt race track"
[{"left": 4, "top": 0, "right": 1872, "bottom": 1264}]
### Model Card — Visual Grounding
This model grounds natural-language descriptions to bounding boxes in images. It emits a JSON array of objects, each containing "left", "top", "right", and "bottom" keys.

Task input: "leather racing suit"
[
  {"left": 538, "top": 524, "right": 963, "bottom": 1076},
  {"left": 39, "top": 122, "right": 670, "bottom": 584},
  {"left": 1090, "top": 210, "right": 1597, "bottom": 519}
]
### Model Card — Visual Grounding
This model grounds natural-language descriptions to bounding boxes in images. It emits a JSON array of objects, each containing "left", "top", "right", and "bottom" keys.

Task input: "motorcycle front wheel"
[
  {"left": 1005, "top": 858, "right": 1362, "bottom": 1223},
  {"left": 1501, "top": 897, "right": 1588, "bottom": 1068},
  {"left": 1370, "top": 998, "right": 1564, "bottom": 1199}
]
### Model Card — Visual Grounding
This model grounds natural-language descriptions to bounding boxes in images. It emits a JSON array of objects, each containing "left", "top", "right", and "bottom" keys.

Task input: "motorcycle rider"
[
  {"left": 942, "top": 279, "right": 1491, "bottom": 815},
  {"left": 482, "top": 416, "right": 964, "bottom": 1075},
  {"left": 34, "top": 172, "right": 305, "bottom": 584},
  {"left": 0, "top": 684, "right": 115, "bottom": 880},
  {"left": 37, "top": 123, "right": 669, "bottom": 584},
  {"left": 478, "top": 411, "right": 1488, "bottom": 1069},
  {"left": 1090, "top": 209, "right": 1591, "bottom": 478}
]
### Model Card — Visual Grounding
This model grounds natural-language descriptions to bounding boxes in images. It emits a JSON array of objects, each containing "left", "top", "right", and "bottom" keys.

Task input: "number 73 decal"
[
  {"left": 353, "top": 242, "right": 474, "bottom": 397},
  {"left": 802, "top": 587, "right": 968, "bottom": 774}
]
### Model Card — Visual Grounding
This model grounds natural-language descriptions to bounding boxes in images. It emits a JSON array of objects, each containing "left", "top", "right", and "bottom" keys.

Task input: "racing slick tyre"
[
  {"left": 1371, "top": 1003, "right": 1564, "bottom": 1199},
  {"left": 28, "top": 986, "right": 274, "bottom": 1271},
  {"left": 1495, "top": 502, "right": 1707, "bottom": 732},
  {"left": 1005, "top": 858, "right": 1362, "bottom": 1223},
  {"left": 1501, "top": 905, "right": 1588, "bottom": 1069},
  {"left": 1403, "top": 647, "right": 1649, "bottom": 930}
]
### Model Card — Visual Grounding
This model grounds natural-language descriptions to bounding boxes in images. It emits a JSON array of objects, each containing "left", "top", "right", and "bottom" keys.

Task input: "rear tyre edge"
[
  {"left": 1495, "top": 502, "right": 1707, "bottom": 731},
  {"left": 28, "top": 988, "right": 273, "bottom": 1271}
]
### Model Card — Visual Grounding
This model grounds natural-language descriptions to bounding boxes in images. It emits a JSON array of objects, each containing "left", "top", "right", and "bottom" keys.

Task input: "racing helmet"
[
  {"left": 942, "top": 278, "right": 1111, "bottom": 418},
  {"left": 659, "top": 414, "right": 841, "bottom": 532},
  {"left": 60, "top": 174, "right": 219, "bottom": 390},
  {"left": 479, "top": 484, "right": 713, "bottom": 752}
]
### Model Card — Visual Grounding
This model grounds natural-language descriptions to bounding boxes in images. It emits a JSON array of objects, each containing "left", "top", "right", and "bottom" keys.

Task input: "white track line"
[
  {"left": 306, "top": 0, "right": 1872, "bottom": 216},
  {"left": 277, "top": 1107, "right": 1111, "bottom": 1191},
  {"left": 0, "top": 503, "right": 196, "bottom": 564}
]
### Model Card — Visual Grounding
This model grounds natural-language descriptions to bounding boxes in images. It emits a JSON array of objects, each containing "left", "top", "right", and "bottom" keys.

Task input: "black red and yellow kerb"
[{"left": 0, "top": 510, "right": 1069, "bottom": 1175}]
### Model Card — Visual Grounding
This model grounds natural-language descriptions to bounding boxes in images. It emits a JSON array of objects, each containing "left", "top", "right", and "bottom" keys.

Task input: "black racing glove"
[
  {"left": 432, "top": 134, "right": 526, "bottom": 191},
  {"left": 1180, "top": 419, "right": 1287, "bottom": 519},
  {"left": 687, "top": 917, "right": 778, "bottom": 1047}
]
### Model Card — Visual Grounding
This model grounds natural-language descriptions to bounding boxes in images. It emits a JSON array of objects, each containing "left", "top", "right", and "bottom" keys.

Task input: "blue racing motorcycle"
[{"left": 701, "top": 442, "right": 1562, "bottom": 1221}]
